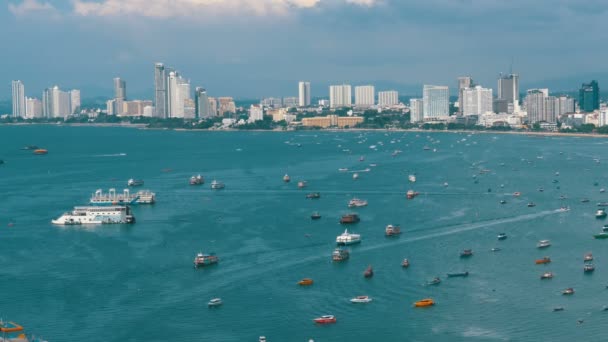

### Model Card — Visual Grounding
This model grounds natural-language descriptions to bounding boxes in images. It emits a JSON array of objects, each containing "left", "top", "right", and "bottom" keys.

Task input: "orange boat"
[
  {"left": 0, "top": 321, "right": 24, "bottom": 333},
  {"left": 414, "top": 298, "right": 435, "bottom": 307},
  {"left": 33, "top": 149, "right": 48, "bottom": 155},
  {"left": 298, "top": 278, "right": 314, "bottom": 286},
  {"left": 535, "top": 257, "right": 551, "bottom": 264}
]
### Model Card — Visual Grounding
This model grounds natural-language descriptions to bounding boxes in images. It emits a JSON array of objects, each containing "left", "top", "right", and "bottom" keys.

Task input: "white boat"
[
  {"left": 336, "top": 229, "right": 361, "bottom": 245},
  {"left": 259, "top": 337, "right": 267, "bottom": 342},
  {"left": 537, "top": 240, "right": 551, "bottom": 248},
  {"left": 52, "top": 206, "right": 135, "bottom": 225},
  {"left": 348, "top": 198, "right": 368, "bottom": 208},
  {"left": 127, "top": 178, "right": 144, "bottom": 187},
  {"left": 408, "top": 174, "right": 416, "bottom": 183},
  {"left": 208, "top": 298, "right": 223, "bottom": 307},
  {"left": 211, "top": 180, "right": 225, "bottom": 190},
  {"left": 338, "top": 168, "right": 349, "bottom": 172},
  {"left": 353, "top": 173, "right": 359, "bottom": 180},
  {"left": 350, "top": 295, "right": 372, "bottom": 303},
  {"left": 90, "top": 188, "right": 156, "bottom": 205}
]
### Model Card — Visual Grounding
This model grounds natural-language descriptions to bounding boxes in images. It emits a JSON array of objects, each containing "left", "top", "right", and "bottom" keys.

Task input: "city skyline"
[{"left": 4, "top": 0, "right": 608, "bottom": 98}]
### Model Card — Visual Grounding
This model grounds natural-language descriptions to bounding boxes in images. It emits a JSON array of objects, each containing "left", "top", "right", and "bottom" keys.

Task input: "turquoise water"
[{"left": 2, "top": 126, "right": 608, "bottom": 341}]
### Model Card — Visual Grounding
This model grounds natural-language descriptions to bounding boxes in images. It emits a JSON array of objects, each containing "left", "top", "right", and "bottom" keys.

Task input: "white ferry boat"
[
  {"left": 90, "top": 188, "right": 155, "bottom": 205},
  {"left": 52, "top": 206, "right": 135, "bottom": 225},
  {"left": 336, "top": 229, "right": 361, "bottom": 245}
]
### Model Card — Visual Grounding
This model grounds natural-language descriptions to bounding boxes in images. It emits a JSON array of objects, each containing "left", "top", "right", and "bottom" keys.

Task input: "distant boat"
[
  {"left": 584, "top": 264, "right": 595, "bottom": 273},
  {"left": 597, "top": 209, "right": 607, "bottom": 219},
  {"left": 298, "top": 278, "right": 314, "bottom": 286},
  {"left": 332, "top": 248, "right": 349, "bottom": 262},
  {"left": 339, "top": 214, "right": 360, "bottom": 224},
  {"left": 283, "top": 174, "right": 290, "bottom": 183},
  {"left": 21, "top": 145, "right": 39, "bottom": 150},
  {"left": 581, "top": 198, "right": 590, "bottom": 203},
  {"left": 527, "top": 202, "right": 536, "bottom": 207},
  {"left": 208, "top": 298, "right": 223, "bottom": 307},
  {"left": 537, "top": 240, "right": 551, "bottom": 248},
  {"left": 194, "top": 252, "right": 219, "bottom": 268},
  {"left": 426, "top": 277, "right": 441, "bottom": 286},
  {"left": 211, "top": 180, "right": 225, "bottom": 190},
  {"left": 500, "top": 200, "right": 507, "bottom": 204},
  {"left": 350, "top": 295, "right": 372, "bottom": 303},
  {"left": 408, "top": 174, "right": 416, "bottom": 183},
  {"left": 535, "top": 257, "right": 551, "bottom": 265},
  {"left": 127, "top": 179, "right": 144, "bottom": 187},
  {"left": 401, "top": 258, "right": 410, "bottom": 268},
  {"left": 540, "top": 272, "right": 554, "bottom": 279},
  {"left": 306, "top": 192, "right": 321, "bottom": 199},
  {"left": 348, "top": 198, "right": 368, "bottom": 208},
  {"left": 189, "top": 174, "right": 204, "bottom": 185},
  {"left": 553, "top": 307, "right": 565, "bottom": 312},
  {"left": 406, "top": 190, "right": 419, "bottom": 199},
  {"left": 594, "top": 233, "right": 608, "bottom": 239},
  {"left": 336, "top": 229, "right": 361, "bottom": 245},
  {"left": 313, "top": 315, "right": 336, "bottom": 324},
  {"left": 585, "top": 253, "right": 593, "bottom": 262},
  {"left": 363, "top": 265, "right": 373, "bottom": 278},
  {"left": 414, "top": 298, "right": 435, "bottom": 307},
  {"left": 497, "top": 233, "right": 507, "bottom": 240},
  {"left": 352, "top": 173, "right": 359, "bottom": 180},
  {"left": 298, "top": 181, "right": 307, "bottom": 189},
  {"left": 385, "top": 224, "right": 401, "bottom": 236},
  {"left": 447, "top": 271, "right": 469, "bottom": 278},
  {"left": 311, "top": 212, "right": 321, "bottom": 220},
  {"left": 460, "top": 249, "right": 473, "bottom": 258},
  {"left": 562, "top": 288, "right": 575, "bottom": 295}
]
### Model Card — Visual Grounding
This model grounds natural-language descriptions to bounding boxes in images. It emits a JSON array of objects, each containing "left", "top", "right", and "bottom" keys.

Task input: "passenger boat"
[
  {"left": 527, "top": 202, "right": 536, "bottom": 207},
  {"left": 283, "top": 174, "right": 290, "bottom": 183},
  {"left": 460, "top": 249, "right": 473, "bottom": 257},
  {"left": 298, "top": 181, "right": 307, "bottom": 189},
  {"left": 298, "top": 278, "right": 314, "bottom": 286},
  {"left": 414, "top": 298, "right": 434, "bottom": 307},
  {"left": 33, "top": 148, "right": 48, "bottom": 155},
  {"left": 408, "top": 174, "right": 416, "bottom": 183},
  {"left": 339, "top": 214, "right": 360, "bottom": 224},
  {"left": 189, "top": 174, "right": 204, "bottom": 185},
  {"left": 584, "top": 264, "right": 595, "bottom": 273},
  {"left": 594, "top": 233, "right": 608, "bottom": 239},
  {"left": 406, "top": 190, "right": 419, "bottom": 199},
  {"left": 311, "top": 212, "right": 321, "bottom": 220},
  {"left": 535, "top": 257, "right": 551, "bottom": 265},
  {"left": 348, "top": 198, "right": 368, "bottom": 208},
  {"left": 306, "top": 192, "right": 321, "bottom": 199},
  {"left": 584, "top": 253, "right": 593, "bottom": 262},
  {"left": 211, "top": 180, "right": 225, "bottom": 190},
  {"left": 385, "top": 224, "right": 401, "bottom": 236},
  {"left": 350, "top": 296, "right": 372, "bottom": 303},
  {"left": 336, "top": 229, "right": 361, "bottom": 245},
  {"left": 497, "top": 233, "right": 507, "bottom": 240},
  {"left": 208, "top": 298, "right": 222, "bottom": 307},
  {"left": 540, "top": 272, "right": 554, "bottom": 279},
  {"left": 127, "top": 178, "right": 144, "bottom": 187},
  {"left": 313, "top": 315, "right": 336, "bottom": 324},
  {"left": 447, "top": 271, "right": 469, "bottom": 277},
  {"left": 401, "top": 258, "right": 410, "bottom": 268},
  {"left": 562, "top": 288, "right": 575, "bottom": 295},
  {"left": 596, "top": 209, "right": 607, "bottom": 218},
  {"left": 90, "top": 188, "right": 156, "bottom": 205},
  {"left": 363, "top": 265, "right": 373, "bottom": 278},
  {"left": 537, "top": 240, "right": 551, "bottom": 248},
  {"left": 332, "top": 248, "right": 349, "bottom": 261},
  {"left": 52, "top": 206, "right": 135, "bottom": 225},
  {"left": 426, "top": 277, "right": 441, "bottom": 286},
  {"left": 194, "top": 252, "right": 219, "bottom": 267}
]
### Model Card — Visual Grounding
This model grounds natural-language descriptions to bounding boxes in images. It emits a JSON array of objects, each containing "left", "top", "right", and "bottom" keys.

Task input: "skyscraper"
[
  {"left": 525, "top": 89, "right": 546, "bottom": 124},
  {"left": 113, "top": 77, "right": 126, "bottom": 115},
  {"left": 422, "top": 85, "right": 449, "bottom": 119},
  {"left": 378, "top": 91, "right": 399, "bottom": 107},
  {"left": 25, "top": 97, "right": 42, "bottom": 118},
  {"left": 11, "top": 80, "right": 25, "bottom": 118},
  {"left": 154, "top": 63, "right": 167, "bottom": 118},
  {"left": 579, "top": 80, "right": 599, "bottom": 112},
  {"left": 409, "top": 98, "right": 424, "bottom": 123},
  {"left": 497, "top": 73, "right": 519, "bottom": 113},
  {"left": 298, "top": 81, "right": 311, "bottom": 107},
  {"left": 70, "top": 89, "right": 81, "bottom": 114},
  {"left": 457, "top": 76, "right": 473, "bottom": 114},
  {"left": 354, "top": 85, "right": 375, "bottom": 108},
  {"left": 167, "top": 71, "right": 192, "bottom": 118},
  {"left": 195, "top": 87, "right": 210, "bottom": 119},
  {"left": 461, "top": 86, "right": 493, "bottom": 116},
  {"left": 329, "top": 84, "right": 352, "bottom": 108}
]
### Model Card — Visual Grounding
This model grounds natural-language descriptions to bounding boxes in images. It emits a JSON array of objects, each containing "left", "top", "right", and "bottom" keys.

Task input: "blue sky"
[{"left": 3, "top": 0, "right": 608, "bottom": 99}]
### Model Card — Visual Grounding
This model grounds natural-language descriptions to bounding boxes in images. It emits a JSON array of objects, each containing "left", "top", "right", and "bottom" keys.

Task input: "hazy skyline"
[{"left": 4, "top": 0, "right": 608, "bottom": 99}]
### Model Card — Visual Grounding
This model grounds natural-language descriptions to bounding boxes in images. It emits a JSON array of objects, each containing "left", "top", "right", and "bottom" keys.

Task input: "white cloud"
[
  {"left": 345, "top": 0, "right": 378, "bottom": 6},
  {"left": 8, "top": 0, "right": 56, "bottom": 16}
]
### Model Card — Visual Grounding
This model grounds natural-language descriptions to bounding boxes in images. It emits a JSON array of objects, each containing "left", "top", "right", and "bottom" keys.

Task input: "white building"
[
  {"left": 599, "top": 109, "right": 608, "bottom": 127},
  {"left": 329, "top": 84, "right": 352, "bottom": 108},
  {"left": 298, "top": 81, "right": 311, "bottom": 107},
  {"left": 283, "top": 97, "right": 298, "bottom": 108},
  {"left": 106, "top": 99, "right": 115, "bottom": 115},
  {"left": 525, "top": 89, "right": 546, "bottom": 124},
  {"left": 422, "top": 85, "right": 449, "bottom": 119},
  {"left": 25, "top": 97, "right": 42, "bottom": 118},
  {"left": 70, "top": 89, "right": 81, "bottom": 114},
  {"left": 167, "top": 71, "right": 191, "bottom": 118},
  {"left": 143, "top": 106, "right": 154, "bottom": 117},
  {"left": 462, "top": 86, "right": 493, "bottom": 116},
  {"left": 354, "top": 85, "right": 375, "bottom": 108},
  {"left": 249, "top": 104, "right": 264, "bottom": 122},
  {"left": 409, "top": 98, "right": 424, "bottom": 123},
  {"left": 11, "top": 80, "right": 25, "bottom": 118},
  {"left": 318, "top": 99, "right": 330, "bottom": 107},
  {"left": 378, "top": 91, "right": 399, "bottom": 107},
  {"left": 557, "top": 96, "right": 575, "bottom": 116}
]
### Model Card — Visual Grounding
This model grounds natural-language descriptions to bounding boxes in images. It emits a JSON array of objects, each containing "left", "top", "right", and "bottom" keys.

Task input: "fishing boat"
[
  {"left": 537, "top": 240, "right": 551, "bottom": 248},
  {"left": 350, "top": 295, "right": 372, "bottom": 303},
  {"left": 406, "top": 190, "right": 419, "bottom": 199},
  {"left": 127, "top": 178, "right": 144, "bottom": 187},
  {"left": 313, "top": 315, "right": 336, "bottom": 324},
  {"left": 562, "top": 288, "right": 575, "bottom": 295},
  {"left": 584, "top": 264, "right": 595, "bottom": 273},
  {"left": 336, "top": 229, "right": 361, "bottom": 245},
  {"left": 208, "top": 298, "right": 223, "bottom": 307},
  {"left": 594, "top": 233, "right": 608, "bottom": 239},
  {"left": 33, "top": 149, "right": 48, "bottom": 155},
  {"left": 189, "top": 174, "right": 204, "bottom": 185},
  {"left": 363, "top": 265, "right": 373, "bottom": 278},
  {"left": 194, "top": 252, "right": 219, "bottom": 267},
  {"left": 596, "top": 209, "right": 607, "bottom": 218},
  {"left": 311, "top": 212, "right": 321, "bottom": 220},
  {"left": 414, "top": 298, "right": 435, "bottom": 307},
  {"left": 535, "top": 257, "right": 551, "bottom": 265},
  {"left": 401, "top": 258, "right": 410, "bottom": 268},
  {"left": 585, "top": 253, "right": 593, "bottom": 262},
  {"left": 385, "top": 224, "right": 401, "bottom": 236},
  {"left": 306, "top": 192, "right": 321, "bottom": 199},
  {"left": 447, "top": 271, "right": 469, "bottom": 277},
  {"left": 348, "top": 198, "right": 368, "bottom": 208},
  {"left": 426, "top": 277, "right": 441, "bottom": 286},
  {"left": 408, "top": 174, "right": 416, "bottom": 183},
  {"left": 283, "top": 174, "right": 290, "bottom": 183},
  {"left": 497, "top": 233, "right": 507, "bottom": 240},
  {"left": 298, "top": 181, "right": 307, "bottom": 189},
  {"left": 210, "top": 180, "right": 225, "bottom": 190},
  {"left": 332, "top": 248, "right": 349, "bottom": 261},
  {"left": 52, "top": 206, "right": 135, "bottom": 225},
  {"left": 339, "top": 214, "right": 360, "bottom": 224},
  {"left": 298, "top": 278, "right": 314, "bottom": 286},
  {"left": 460, "top": 249, "right": 473, "bottom": 257},
  {"left": 540, "top": 272, "right": 554, "bottom": 279}
]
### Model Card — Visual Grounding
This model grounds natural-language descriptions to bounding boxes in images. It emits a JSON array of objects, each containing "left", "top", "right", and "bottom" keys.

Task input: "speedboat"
[
  {"left": 298, "top": 278, "right": 314, "bottom": 286},
  {"left": 594, "top": 233, "right": 608, "bottom": 239},
  {"left": 460, "top": 249, "right": 473, "bottom": 257},
  {"left": 332, "top": 248, "right": 349, "bottom": 262},
  {"left": 562, "top": 288, "right": 575, "bottom": 295},
  {"left": 537, "top": 240, "right": 551, "bottom": 248},
  {"left": 350, "top": 295, "right": 372, "bottom": 303},
  {"left": 426, "top": 277, "right": 441, "bottom": 286},
  {"left": 401, "top": 258, "right": 410, "bottom": 268},
  {"left": 311, "top": 212, "right": 321, "bottom": 220},
  {"left": 584, "top": 264, "right": 595, "bottom": 273},
  {"left": 306, "top": 192, "right": 321, "bottom": 199},
  {"left": 313, "top": 315, "right": 336, "bottom": 324},
  {"left": 513, "top": 192, "right": 521, "bottom": 197},
  {"left": 581, "top": 198, "right": 590, "bottom": 203},
  {"left": 298, "top": 181, "right": 307, "bottom": 189},
  {"left": 259, "top": 336, "right": 267, "bottom": 342},
  {"left": 208, "top": 298, "right": 223, "bottom": 307},
  {"left": 194, "top": 252, "right": 219, "bottom": 267},
  {"left": 363, "top": 265, "right": 373, "bottom": 278},
  {"left": 596, "top": 209, "right": 607, "bottom": 218},
  {"left": 535, "top": 257, "right": 551, "bottom": 265},
  {"left": 584, "top": 253, "right": 593, "bottom": 262},
  {"left": 406, "top": 190, "right": 419, "bottom": 199},
  {"left": 283, "top": 174, "right": 290, "bottom": 183},
  {"left": 348, "top": 198, "right": 368, "bottom": 208},
  {"left": 414, "top": 298, "right": 435, "bottom": 307},
  {"left": 497, "top": 233, "right": 507, "bottom": 240},
  {"left": 491, "top": 247, "right": 501, "bottom": 252},
  {"left": 527, "top": 202, "right": 536, "bottom": 207},
  {"left": 33, "top": 148, "right": 48, "bottom": 155},
  {"left": 385, "top": 224, "right": 401, "bottom": 236},
  {"left": 553, "top": 307, "right": 565, "bottom": 312},
  {"left": 447, "top": 271, "right": 469, "bottom": 277},
  {"left": 500, "top": 200, "right": 507, "bottom": 204},
  {"left": 540, "top": 272, "right": 554, "bottom": 279},
  {"left": 210, "top": 180, "right": 225, "bottom": 190},
  {"left": 189, "top": 174, "right": 204, "bottom": 185},
  {"left": 127, "top": 178, "right": 144, "bottom": 187}
]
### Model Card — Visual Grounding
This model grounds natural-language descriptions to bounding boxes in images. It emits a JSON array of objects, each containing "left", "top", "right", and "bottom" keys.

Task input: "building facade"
[
  {"left": 525, "top": 89, "right": 546, "bottom": 123},
  {"left": 301, "top": 115, "right": 363, "bottom": 128},
  {"left": 409, "top": 98, "right": 424, "bottom": 123},
  {"left": 298, "top": 81, "right": 311, "bottom": 107},
  {"left": 497, "top": 73, "right": 519, "bottom": 113},
  {"left": 579, "top": 80, "right": 599, "bottom": 112},
  {"left": 462, "top": 86, "right": 493, "bottom": 116},
  {"left": 457, "top": 76, "right": 473, "bottom": 114},
  {"left": 25, "top": 97, "right": 42, "bottom": 118},
  {"left": 218, "top": 97, "right": 236, "bottom": 116},
  {"left": 195, "top": 87, "right": 210, "bottom": 119},
  {"left": 11, "top": 80, "right": 25, "bottom": 118},
  {"left": 354, "top": 85, "right": 375, "bottom": 107},
  {"left": 154, "top": 63, "right": 167, "bottom": 118},
  {"left": 422, "top": 85, "right": 449, "bottom": 119},
  {"left": 378, "top": 91, "right": 399, "bottom": 107},
  {"left": 329, "top": 84, "right": 352, "bottom": 108},
  {"left": 249, "top": 104, "right": 264, "bottom": 122}
]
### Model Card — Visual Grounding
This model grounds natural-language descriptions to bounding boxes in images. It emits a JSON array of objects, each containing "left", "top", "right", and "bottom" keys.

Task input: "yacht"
[
  {"left": 336, "top": 229, "right": 361, "bottom": 245},
  {"left": 562, "top": 288, "right": 575, "bottom": 295},
  {"left": 537, "top": 240, "right": 551, "bottom": 248},
  {"left": 189, "top": 174, "right": 204, "bottom": 185},
  {"left": 313, "top": 315, "right": 336, "bottom": 324},
  {"left": 348, "top": 198, "right": 368, "bottom": 208},
  {"left": 52, "top": 206, "right": 135, "bottom": 225},
  {"left": 540, "top": 272, "right": 554, "bottom": 279},
  {"left": 350, "top": 296, "right": 372, "bottom": 303},
  {"left": 211, "top": 180, "right": 225, "bottom": 190}
]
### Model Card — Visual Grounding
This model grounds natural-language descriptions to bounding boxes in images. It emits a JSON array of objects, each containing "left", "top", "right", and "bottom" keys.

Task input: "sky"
[{"left": 3, "top": 0, "right": 608, "bottom": 100}]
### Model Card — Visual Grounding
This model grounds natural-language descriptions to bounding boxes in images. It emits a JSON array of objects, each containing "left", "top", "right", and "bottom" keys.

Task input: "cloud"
[{"left": 8, "top": 0, "right": 56, "bottom": 16}]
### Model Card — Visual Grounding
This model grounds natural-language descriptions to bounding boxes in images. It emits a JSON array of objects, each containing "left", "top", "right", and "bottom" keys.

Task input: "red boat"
[
  {"left": 364, "top": 265, "right": 374, "bottom": 278},
  {"left": 313, "top": 315, "right": 336, "bottom": 324},
  {"left": 340, "top": 214, "right": 360, "bottom": 224},
  {"left": 406, "top": 190, "right": 419, "bottom": 199}
]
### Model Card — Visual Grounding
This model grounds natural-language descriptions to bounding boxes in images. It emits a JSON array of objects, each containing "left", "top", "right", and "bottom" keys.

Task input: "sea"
[{"left": 2, "top": 125, "right": 608, "bottom": 341}]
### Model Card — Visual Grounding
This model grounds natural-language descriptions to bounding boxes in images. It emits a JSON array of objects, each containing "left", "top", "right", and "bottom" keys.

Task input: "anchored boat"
[
  {"left": 90, "top": 188, "right": 155, "bottom": 205},
  {"left": 52, "top": 206, "right": 135, "bottom": 225}
]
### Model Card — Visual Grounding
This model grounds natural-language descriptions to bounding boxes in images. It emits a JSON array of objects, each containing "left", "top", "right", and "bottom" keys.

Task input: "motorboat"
[
  {"left": 581, "top": 198, "right": 590, "bottom": 203},
  {"left": 350, "top": 296, "right": 372, "bottom": 303},
  {"left": 259, "top": 336, "right": 267, "bottom": 342},
  {"left": 352, "top": 173, "right": 359, "bottom": 180},
  {"left": 306, "top": 192, "right": 321, "bottom": 199},
  {"left": 408, "top": 174, "right": 416, "bottom": 183},
  {"left": 283, "top": 174, "right": 290, "bottom": 183},
  {"left": 603, "top": 224, "right": 608, "bottom": 232},
  {"left": 460, "top": 249, "right": 473, "bottom": 257},
  {"left": 491, "top": 247, "right": 501, "bottom": 252},
  {"left": 553, "top": 307, "right": 565, "bottom": 312},
  {"left": 211, "top": 180, "right": 225, "bottom": 190},
  {"left": 527, "top": 202, "right": 536, "bottom": 207},
  {"left": 339, "top": 214, "right": 360, "bottom": 224},
  {"left": 540, "top": 272, "right": 554, "bottom": 279},
  {"left": 208, "top": 298, "right": 223, "bottom": 307},
  {"left": 562, "top": 288, "right": 575, "bottom": 295},
  {"left": 385, "top": 224, "right": 401, "bottom": 236},
  {"left": 538, "top": 187, "right": 544, "bottom": 192},
  {"left": 348, "top": 198, "right": 368, "bottom": 208},
  {"left": 500, "top": 200, "right": 507, "bottom": 204},
  {"left": 21, "top": 145, "right": 39, "bottom": 150},
  {"left": 363, "top": 265, "right": 373, "bottom": 278},
  {"left": 513, "top": 192, "right": 521, "bottom": 197},
  {"left": 311, "top": 212, "right": 321, "bottom": 220},
  {"left": 497, "top": 233, "right": 507, "bottom": 240},
  {"left": 313, "top": 315, "right": 336, "bottom": 324},
  {"left": 332, "top": 248, "right": 349, "bottom": 261},
  {"left": 127, "top": 178, "right": 144, "bottom": 187},
  {"left": 194, "top": 252, "right": 219, "bottom": 267},
  {"left": 298, "top": 181, "right": 307, "bottom": 189},
  {"left": 414, "top": 298, "right": 435, "bottom": 307},
  {"left": 537, "top": 240, "right": 551, "bottom": 248},
  {"left": 584, "top": 264, "right": 595, "bottom": 273},
  {"left": 596, "top": 209, "right": 607, "bottom": 218},
  {"left": 406, "top": 190, "right": 419, "bottom": 199},
  {"left": 535, "top": 257, "right": 551, "bottom": 265},
  {"left": 401, "top": 258, "right": 410, "bottom": 268},
  {"left": 598, "top": 202, "right": 608, "bottom": 207},
  {"left": 298, "top": 278, "right": 314, "bottom": 286},
  {"left": 426, "top": 277, "right": 441, "bottom": 286},
  {"left": 594, "top": 233, "right": 608, "bottom": 239},
  {"left": 189, "top": 174, "right": 204, "bottom": 185},
  {"left": 33, "top": 148, "right": 48, "bottom": 155},
  {"left": 447, "top": 271, "right": 469, "bottom": 277},
  {"left": 585, "top": 253, "right": 593, "bottom": 262}
]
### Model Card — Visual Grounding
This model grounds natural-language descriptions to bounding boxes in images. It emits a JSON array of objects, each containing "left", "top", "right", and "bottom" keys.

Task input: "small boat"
[
  {"left": 562, "top": 288, "right": 575, "bottom": 295},
  {"left": 558, "top": 206, "right": 570, "bottom": 212},
  {"left": 298, "top": 278, "right": 314, "bottom": 286},
  {"left": 538, "top": 187, "right": 544, "bottom": 192},
  {"left": 491, "top": 247, "right": 501, "bottom": 252},
  {"left": 603, "top": 225, "right": 608, "bottom": 232},
  {"left": 283, "top": 174, "right": 290, "bottom": 183},
  {"left": 350, "top": 295, "right": 372, "bottom": 303},
  {"left": 401, "top": 258, "right": 410, "bottom": 268},
  {"left": 535, "top": 257, "right": 551, "bottom": 265},
  {"left": 596, "top": 209, "right": 607, "bottom": 218},
  {"left": 338, "top": 168, "right": 349, "bottom": 172},
  {"left": 306, "top": 192, "right": 321, "bottom": 199},
  {"left": 460, "top": 249, "right": 473, "bottom": 257},
  {"left": 352, "top": 173, "right": 359, "bottom": 180},
  {"left": 602, "top": 188, "right": 606, "bottom": 193},
  {"left": 298, "top": 181, "right": 307, "bottom": 189},
  {"left": 594, "top": 233, "right": 608, "bottom": 239},
  {"left": 581, "top": 198, "right": 590, "bottom": 203},
  {"left": 537, "top": 240, "right": 551, "bottom": 248},
  {"left": 127, "top": 178, "right": 144, "bottom": 187},
  {"left": 22, "top": 145, "right": 39, "bottom": 150},
  {"left": 584, "top": 264, "right": 595, "bottom": 273},
  {"left": 598, "top": 202, "right": 608, "bottom": 207},
  {"left": 385, "top": 224, "right": 401, "bottom": 236},
  {"left": 313, "top": 315, "right": 336, "bottom": 324},
  {"left": 500, "top": 200, "right": 507, "bottom": 204},
  {"left": 208, "top": 298, "right": 223, "bottom": 307},
  {"left": 406, "top": 190, "right": 419, "bottom": 199},
  {"left": 33, "top": 148, "right": 48, "bottom": 155},
  {"left": 447, "top": 271, "right": 469, "bottom": 277},
  {"left": 363, "top": 265, "right": 373, "bottom": 278},
  {"left": 553, "top": 307, "right": 565, "bottom": 312},
  {"left": 311, "top": 212, "right": 321, "bottom": 220},
  {"left": 408, "top": 174, "right": 416, "bottom": 183},
  {"left": 332, "top": 248, "right": 349, "bottom": 261},
  {"left": 540, "top": 272, "right": 554, "bottom": 279},
  {"left": 189, "top": 174, "right": 204, "bottom": 185},
  {"left": 194, "top": 252, "right": 219, "bottom": 267},
  {"left": 211, "top": 180, "right": 225, "bottom": 190},
  {"left": 443, "top": 182, "right": 449, "bottom": 187},
  {"left": 259, "top": 336, "right": 267, "bottom": 342},
  {"left": 423, "top": 146, "right": 431, "bottom": 151},
  {"left": 339, "top": 214, "right": 360, "bottom": 224},
  {"left": 414, "top": 298, "right": 435, "bottom": 307},
  {"left": 585, "top": 253, "right": 593, "bottom": 262},
  {"left": 527, "top": 202, "right": 536, "bottom": 207},
  {"left": 497, "top": 233, "right": 507, "bottom": 240},
  {"left": 426, "top": 277, "right": 441, "bottom": 286},
  {"left": 513, "top": 192, "right": 521, "bottom": 197},
  {"left": 348, "top": 198, "right": 368, "bottom": 208}
]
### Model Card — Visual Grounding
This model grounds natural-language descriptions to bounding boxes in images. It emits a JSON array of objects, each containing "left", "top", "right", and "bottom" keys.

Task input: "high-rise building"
[
  {"left": 329, "top": 84, "right": 352, "bottom": 108},
  {"left": 497, "top": 73, "right": 519, "bottom": 113},
  {"left": 167, "top": 71, "right": 192, "bottom": 118},
  {"left": 208, "top": 97, "right": 218, "bottom": 117},
  {"left": 195, "top": 87, "right": 210, "bottom": 119},
  {"left": 422, "top": 85, "right": 449, "bottom": 119},
  {"left": 544, "top": 96, "right": 558, "bottom": 123},
  {"left": 218, "top": 97, "right": 236, "bottom": 116},
  {"left": 579, "top": 80, "right": 599, "bottom": 112},
  {"left": 154, "top": 63, "right": 167, "bottom": 118},
  {"left": 106, "top": 99, "right": 115, "bottom": 115},
  {"left": 183, "top": 98, "right": 196, "bottom": 119},
  {"left": 557, "top": 96, "right": 575, "bottom": 116},
  {"left": 409, "top": 99, "right": 424, "bottom": 123},
  {"left": 378, "top": 91, "right": 399, "bottom": 107},
  {"left": 113, "top": 77, "right": 126, "bottom": 115},
  {"left": 25, "top": 97, "right": 42, "bottom": 118},
  {"left": 298, "top": 81, "right": 311, "bottom": 107},
  {"left": 43, "top": 86, "right": 72, "bottom": 117},
  {"left": 11, "top": 80, "right": 25, "bottom": 118},
  {"left": 354, "top": 85, "right": 375, "bottom": 108},
  {"left": 249, "top": 104, "right": 264, "bottom": 122},
  {"left": 525, "top": 89, "right": 546, "bottom": 124},
  {"left": 457, "top": 76, "right": 473, "bottom": 114},
  {"left": 462, "top": 86, "right": 493, "bottom": 116},
  {"left": 42, "top": 88, "right": 51, "bottom": 118},
  {"left": 70, "top": 89, "right": 81, "bottom": 114}
]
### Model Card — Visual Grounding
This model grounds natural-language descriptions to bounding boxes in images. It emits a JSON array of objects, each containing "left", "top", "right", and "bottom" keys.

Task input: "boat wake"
[{"left": 95, "top": 153, "right": 127, "bottom": 157}]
